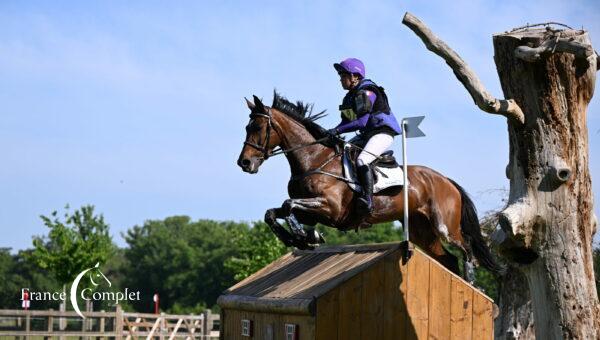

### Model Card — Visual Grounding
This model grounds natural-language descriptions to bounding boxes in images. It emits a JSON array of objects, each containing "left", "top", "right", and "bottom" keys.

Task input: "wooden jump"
[{"left": 218, "top": 242, "right": 494, "bottom": 340}]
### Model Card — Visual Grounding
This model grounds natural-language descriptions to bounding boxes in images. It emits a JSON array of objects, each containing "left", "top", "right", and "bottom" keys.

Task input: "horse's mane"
[{"left": 271, "top": 90, "right": 328, "bottom": 141}]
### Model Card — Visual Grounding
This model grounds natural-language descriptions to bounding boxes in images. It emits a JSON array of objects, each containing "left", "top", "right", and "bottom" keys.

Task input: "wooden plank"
[
  {"left": 411, "top": 247, "right": 493, "bottom": 303},
  {"left": 406, "top": 250, "right": 430, "bottom": 340},
  {"left": 428, "top": 260, "right": 452, "bottom": 340},
  {"left": 273, "top": 312, "right": 283, "bottom": 340},
  {"left": 361, "top": 260, "right": 385, "bottom": 340},
  {"left": 315, "top": 288, "right": 339, "bottom": 340},
  {"left": 168, "top": 319, "right": 183, "bottom": 340},
  {"left": 472, "top": 291, "right": 493, "bottom": 340},
  {"left": 450, "top": 277, "right": 473, "bottom": 340},
  {"left": 383, "top": 250, "right": 407, "bottom": 340},
  {"left": 293, "top": 242, "right": 401, "bottom": 254},
  {"left": 337, "top": 273, "right": 363, "bottom": 340},
  {"left": 223, "top": 309, "right": 236, "bottom": 340}
]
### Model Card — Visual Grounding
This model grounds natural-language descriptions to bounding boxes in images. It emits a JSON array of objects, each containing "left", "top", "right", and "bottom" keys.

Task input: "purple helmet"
[{"left": 333, "top": 58, "right": 365, "bottom": 78}]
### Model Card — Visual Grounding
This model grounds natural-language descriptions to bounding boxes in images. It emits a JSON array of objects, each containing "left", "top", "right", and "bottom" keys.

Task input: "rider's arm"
[
  {"left": 334, "top": 114, "right": 369, "bottom": 133},
  {"left": 334, "top": 91, "right": 377, "bottom": 134}
]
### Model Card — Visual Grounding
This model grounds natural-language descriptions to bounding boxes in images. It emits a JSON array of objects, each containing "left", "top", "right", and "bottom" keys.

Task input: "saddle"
[{"left": 342, "top": 144, "right": 407, "bottom": 193}]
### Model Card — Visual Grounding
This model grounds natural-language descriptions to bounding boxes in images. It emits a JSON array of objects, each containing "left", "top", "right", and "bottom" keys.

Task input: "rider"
[{"left": 327, "top": 58, "right": 402, "bottom": 213}]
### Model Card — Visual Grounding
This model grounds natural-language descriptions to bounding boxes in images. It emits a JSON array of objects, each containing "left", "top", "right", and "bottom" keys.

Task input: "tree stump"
[{"left": 494, "top": 27, "right": 599, "bottom": 339}]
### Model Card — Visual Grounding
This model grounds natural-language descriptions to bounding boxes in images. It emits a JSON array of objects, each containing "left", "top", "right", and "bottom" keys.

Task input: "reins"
[
  {"left": 244, "top": 111, "right": 329, "bottom": 160},
  {"left": 243, "top": 110, "right": 382, "bottom": 183}
]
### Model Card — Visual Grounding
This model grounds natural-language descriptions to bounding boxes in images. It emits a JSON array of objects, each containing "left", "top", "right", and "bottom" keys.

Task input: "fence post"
[
  {"left": 160, "top": 312, "right": 165, "bottom": 340},
  {"left": 115, "top": 305, "right": 123, "bottom": 340},
  {"left": 99, "top": 309, "right": 106, "bottom": 340},
  {"left": 25, "top": 311, "right": 30, "bottom": 340},
  {"left": 16, "top": 315, "right": 22, "bottom": 340},
  {"left": 45, "top": 308, "right": 54, "bottom": 340},
  {"left": 82, "top": 306, "right": 87, "bottom": 339},
  {"left": 203, "top": 310, "right": 211, "bottom": 338}
]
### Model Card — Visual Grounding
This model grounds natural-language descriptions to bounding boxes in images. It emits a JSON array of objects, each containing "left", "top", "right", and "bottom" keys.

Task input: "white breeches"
[{"left": 357, "top": 133, "right": 394, "bottom": 166}]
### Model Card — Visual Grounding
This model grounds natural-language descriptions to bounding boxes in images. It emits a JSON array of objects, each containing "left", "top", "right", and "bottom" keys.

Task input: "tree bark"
[
  {"left": 494, "top": 267, "right": 535, "bottom": 339},
  {"left": 494, "top": 27, "right": 599, "bottom": 339}
]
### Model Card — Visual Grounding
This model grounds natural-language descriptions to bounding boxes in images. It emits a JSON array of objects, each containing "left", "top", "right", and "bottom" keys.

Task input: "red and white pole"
[
  {"left": 22, "top": 289, "right": 30, "bottom": 310},
  {"left": 153, "top": 293, "right": 159, "bottom": 314}
]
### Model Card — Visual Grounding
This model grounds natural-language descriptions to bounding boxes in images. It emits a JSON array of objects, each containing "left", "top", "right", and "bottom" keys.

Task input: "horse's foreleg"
[
  {"left": 265, "top": 206, "right": 322, "bottom": 249},
  {"left": 264, "top": 208, "right": 295, "bottom": 247},
  {"left": 282, "top": 198, "right": 329, "bottom": 245},
  {"left": 283, "top": 197, "right": 330, "bottom": 214}
]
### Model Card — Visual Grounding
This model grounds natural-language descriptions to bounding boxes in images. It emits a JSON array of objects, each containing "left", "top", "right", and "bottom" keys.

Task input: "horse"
[{"left": 237, "top": 92, "right": 505, "bottom": 278}]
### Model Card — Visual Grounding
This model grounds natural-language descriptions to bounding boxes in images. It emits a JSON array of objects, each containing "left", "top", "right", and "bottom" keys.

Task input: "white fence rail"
[{"left": 0, "top": 307, "right": 219, "bottom": 339}]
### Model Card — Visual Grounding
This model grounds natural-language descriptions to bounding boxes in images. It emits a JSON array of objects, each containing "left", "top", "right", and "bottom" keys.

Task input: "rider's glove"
[{"left": 326, "top": 128, "right": 339, "bottom": 138}]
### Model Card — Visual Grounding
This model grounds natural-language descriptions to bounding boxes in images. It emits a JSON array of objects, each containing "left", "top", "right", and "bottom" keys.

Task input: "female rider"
[{"left": 327, "top": 58, "right": 402, "bottom": 213}]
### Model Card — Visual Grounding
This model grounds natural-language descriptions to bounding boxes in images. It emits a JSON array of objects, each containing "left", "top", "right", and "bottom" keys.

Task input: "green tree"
[
  {"left": 122, "top": 216, "right": 246, "bottom": 313},
  {"left": 224, "top": 222, "right": 288, "bottom": 281},
  {"left": 27, "top": 205, "right": 115, "bottom": 310},
  {"left": 316, "top": 222, "right": 404, "bottom": 245},
  {"left": 0, "top": 248, "right": 62, "bottom": 309}
]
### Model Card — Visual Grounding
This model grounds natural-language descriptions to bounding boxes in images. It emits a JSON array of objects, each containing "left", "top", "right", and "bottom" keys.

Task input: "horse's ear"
[
  {"left": 253, "top": 95, "right": 266, "bottom": 113},
  {"left": 245, "top": 97, "right": 255, "bottom": 110}
]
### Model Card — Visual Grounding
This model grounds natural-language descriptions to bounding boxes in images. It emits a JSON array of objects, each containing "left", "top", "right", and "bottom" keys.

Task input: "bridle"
[
  {"left": 243, "top": 112, "right": 276, "bottom": 160},
  {"left": 243, "top": 110, "right": 328, "bottom": 160},
  {"left": 241, "top": 108, "right": 382, "bottom": 184}
]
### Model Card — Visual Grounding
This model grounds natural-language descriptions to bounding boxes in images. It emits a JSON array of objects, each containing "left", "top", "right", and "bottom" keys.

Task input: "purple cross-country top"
[{"left": 334, "top": 91, "right": 377, "bottom": 133}]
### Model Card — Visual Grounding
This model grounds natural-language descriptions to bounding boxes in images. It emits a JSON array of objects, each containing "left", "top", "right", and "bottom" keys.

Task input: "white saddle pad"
[{"left": 342, "top": 143, "right": 407, "bottom": 193}]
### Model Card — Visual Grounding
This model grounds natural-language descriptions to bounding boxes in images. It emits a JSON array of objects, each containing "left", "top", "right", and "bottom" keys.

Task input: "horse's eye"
[{"left": 246, "top": 124, "right": 260, "bottom": 133}]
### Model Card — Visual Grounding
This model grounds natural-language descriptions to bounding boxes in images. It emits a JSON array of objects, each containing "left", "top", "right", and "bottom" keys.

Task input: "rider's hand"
[{"left": 326, "top": 128, "right": 339, "bottom": 137}]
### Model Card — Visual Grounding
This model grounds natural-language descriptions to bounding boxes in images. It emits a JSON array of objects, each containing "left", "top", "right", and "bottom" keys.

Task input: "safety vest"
[{"left": 339, "top": 79, "right": 402, "bottom": 134}]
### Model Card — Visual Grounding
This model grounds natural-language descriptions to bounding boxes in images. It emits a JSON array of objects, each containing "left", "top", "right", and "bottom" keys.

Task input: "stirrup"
[{"left": 357, "top": 196, "right": 373, "bottom": 213}]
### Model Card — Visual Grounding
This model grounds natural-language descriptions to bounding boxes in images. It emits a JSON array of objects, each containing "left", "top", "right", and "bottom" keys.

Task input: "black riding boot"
[{"left": 357, "top": 164, "right": 374, "bottom": 213}]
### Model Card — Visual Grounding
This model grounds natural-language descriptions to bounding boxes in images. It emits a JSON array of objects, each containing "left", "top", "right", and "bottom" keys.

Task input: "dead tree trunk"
[
  {"left": 494, "top": 266, "right": 535, "bottom": 339},
  {"left": 494, "top": 27, "right": 599, "bottom": 339},
  {"left": 403, "top": 13, "right": 599, "bottom": 339}
]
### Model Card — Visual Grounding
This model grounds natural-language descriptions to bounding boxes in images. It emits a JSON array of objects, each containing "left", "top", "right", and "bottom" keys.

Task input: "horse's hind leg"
[
  {"left": 429, "top": 240, "right": 461, "bottom": 276},
  {"left": 430, "top": 201, "right": 473, "bottom": 281}
]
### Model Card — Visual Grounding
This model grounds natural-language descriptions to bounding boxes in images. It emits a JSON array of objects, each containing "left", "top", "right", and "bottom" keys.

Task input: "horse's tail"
[{"left": 448, "top": 178, "right": 507, "bottom": 276}]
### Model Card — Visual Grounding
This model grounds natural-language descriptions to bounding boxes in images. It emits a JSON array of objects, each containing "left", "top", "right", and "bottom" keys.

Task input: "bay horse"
[{"left": 237, "top": 92, "right": 505, "bottom": 278}]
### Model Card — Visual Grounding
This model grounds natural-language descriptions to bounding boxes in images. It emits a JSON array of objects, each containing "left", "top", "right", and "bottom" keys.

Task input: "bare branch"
[
  {"left": 515, "top": 34, "right": 595, "bottom": 63},
  {"left": 402, "top": 12, "right": 525, "bottom": 124}
]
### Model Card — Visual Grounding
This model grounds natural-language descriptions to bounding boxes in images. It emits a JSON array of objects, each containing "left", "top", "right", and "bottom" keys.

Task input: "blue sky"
[{"left": 1, "top": 0, "right": 599, "bottom": 251}]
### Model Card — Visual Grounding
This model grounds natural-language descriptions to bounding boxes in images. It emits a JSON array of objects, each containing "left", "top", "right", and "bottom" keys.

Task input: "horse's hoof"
[
  {"left": 264, "top": 210, "right": 276, "bottom": 224},
  {"left": 306, "top": 229, "right": 325, "bottom": 244}
]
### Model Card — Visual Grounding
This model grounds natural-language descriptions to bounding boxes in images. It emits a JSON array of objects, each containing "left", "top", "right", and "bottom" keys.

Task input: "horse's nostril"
[{"left": 241, "top": 159, "right": 251, "bottom": 167}]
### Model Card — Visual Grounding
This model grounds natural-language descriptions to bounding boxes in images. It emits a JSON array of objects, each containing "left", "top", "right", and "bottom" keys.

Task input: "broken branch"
[{"left": 402, "top": 12, "right": 525, "bottom": 124}]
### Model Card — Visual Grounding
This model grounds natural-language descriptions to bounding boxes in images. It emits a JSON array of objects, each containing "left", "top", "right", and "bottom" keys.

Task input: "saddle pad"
[{"left": 342, "top": 144, "right": 408, "bottom": 193}]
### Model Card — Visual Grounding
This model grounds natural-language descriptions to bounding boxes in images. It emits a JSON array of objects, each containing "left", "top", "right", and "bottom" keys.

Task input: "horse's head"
[
  {"left": 237, "top": 95, "right": 283, "bottom": 173},
  {"left": 88, "top": 262, "right": 112, "bottom": 288}
]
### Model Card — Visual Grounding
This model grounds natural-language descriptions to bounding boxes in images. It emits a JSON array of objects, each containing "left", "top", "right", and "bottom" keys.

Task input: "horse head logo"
[{"left": 70, "top": 262, "right": 111, "bottom": 319}]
